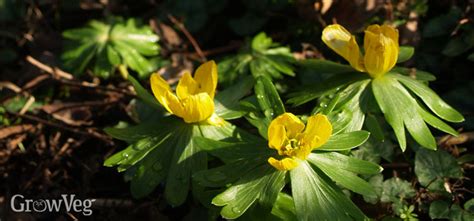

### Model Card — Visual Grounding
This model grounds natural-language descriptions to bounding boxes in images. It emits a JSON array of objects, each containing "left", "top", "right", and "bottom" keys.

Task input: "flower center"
[
  {"left": 279, "top": 138, "right": 302, "bottom": 157},
  {"left": 287, "top": 138, "right": 300, "bottom": 150}
]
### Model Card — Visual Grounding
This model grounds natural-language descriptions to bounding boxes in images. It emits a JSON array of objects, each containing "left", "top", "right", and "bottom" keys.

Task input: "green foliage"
[
  {"left": 414, "top": 149, "right": 463, "bottom": 191},
  {"left": 104, "top": 77, "right": 248, "bottom": 206},
  {"left": 398, "top": 205, "right": 418, "bottom": 221},
  {"left": 218, "top": 32, "right": 295, "bottom": 86},
  {"left": 3, "top": 1, "right": 473, "bottom": 220},
  {"left": 430, "top": 200, "right": 474, "bottom": 221},
  {"left": 288, "top": 47, "right": 463, "bottom": 151},
  {"left": 62, "top": 18, "right": 162, "bottom": 78},
  {"left": 193, "top": 83, "right": 380, "bottom": 220},
  {"left": 397, "top": 46, "right": 415, "bottom": 63}
]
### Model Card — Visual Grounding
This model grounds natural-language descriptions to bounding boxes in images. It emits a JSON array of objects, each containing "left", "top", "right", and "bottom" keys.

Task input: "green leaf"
[
  {"left": 290, "top": 161, "right": 367, "bottom": 221},
  {"left": 364, "top": 114, "right": 385, "bottom": 141},
  {"left": 333, "top": 80, "right": 371, "bottom": 132},
  {"left": 112, "top": 19, "right": 159, "bottom": 56},
  {"left": 164, "top": 125, "right": 204, "bottom": 206},
  {"left": 415, "top": 149, "right": 463, "bottom": 191},
  {"left": 217, "top": 32, "right": 294, "bottom": 84},
  {"left": 392, "top": 67, "right": 436, "bottom": 81},
  {"left": 105, "top": 116, "right": 237, "bottom": 204},
  {"left": 193, "top": 158, "right": 263, "bottom": 187},
  {"left": 215, "top": 75, "right": 254, "bottom": 119},
  {"left": 417, "top": 105, "right": 459, "bottom": 136},
  {"left": 251, "top": 32, "right": 273, "bottom": 51},
  {"left": 104, "top": 130, "right": 172, "bottom": 172},
  {"left": 298, "top": 59, "right": 355, "bottom": 75},
  {"left": 429, "top": 200, "right": 450, "bottom": 219},
  {"left": 250, "top": 57, "right": 283, "bottom": 79},
  {"left": 129, "top": 134, "right": 177, "bottom": 198},
  {"left": 212, "top": 165, "right": 286, "bottom": 219},
  {"left": 310, "top": 152, "right": 382, "bottom": 175},
  {"left": 93, "top": 46, "right": 113, "bottom": 78},
  {"left": 198, "top": 121, "right": 242, "bottom": 140},
  {"left": 380, "top": 177, "right": 416, "bottom": 203},
  {"left": 262, "top": 54, "right": 295, "bottom": 76},
  {"left": 394, "top": 73, "right": 464, "bottom": 123},
  {"left": 363, "top": 174, "right": 384, "bottom": 204},
  {"left": 465, "top": 199, "right": 474, "bottom": 213},
  {"left": 308, "top": 154, "right": 378, "bottom": 197},
  {"left": 326, "top": 107, "right": 352, "bottom": 134},
  {"left": 62, "top": 18, "right": 160, "bottom": 78},
  {"left": 113, "top": 41, "right": 155, "bottom": 77},
  {"left": 288, "top": 73, "right": 368, "bottom": 106},
  {"left": 318, "top": 131, "right": 370, "bottom": 151},
  {"left": 254, "top": 76, "right": 285, "bottom": 120},
  {"left": 429, "top": 200, "right": 474, "bottom": 221},
  {"left": 397, "top": 46, "right": 415, "bottom": 63},
  {"left": 194, "top": 137, "right": 270, "bottom": 163},
  {"left": 217, "top": 54, "right": 252, "bottom": 85},
  {"left": 270, "top": 193, "right": 297, "bottom": 221},
  {"left": 372, "top": 74, "right": 436, "bottom": 150}
]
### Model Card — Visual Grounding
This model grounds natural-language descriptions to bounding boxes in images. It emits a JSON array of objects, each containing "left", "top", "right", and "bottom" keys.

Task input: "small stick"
[
  {"left": 168, "top": 14, "right": 207, "bottom": 62},
  {"left": 7, "top": 110, "right": 112, "bottom": 144},
  {"left": 19, "top": 96, "right": 35, "bottom": 115},
  {"left": 25, "top": 56, "right": 134, "bottom": 96},
  {"left": 26, "top": 55, "right": 73, "bottom": 80}
]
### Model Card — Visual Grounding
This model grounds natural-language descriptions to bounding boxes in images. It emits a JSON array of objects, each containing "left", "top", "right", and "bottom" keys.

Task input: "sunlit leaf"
[{"left": 62, "top": 18, "right": 161, "bottom": 78}]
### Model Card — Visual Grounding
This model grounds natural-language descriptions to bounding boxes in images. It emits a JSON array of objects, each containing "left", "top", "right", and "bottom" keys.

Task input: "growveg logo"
[{"left": 10, "top": 194, "right": 96, "bottom": 216}]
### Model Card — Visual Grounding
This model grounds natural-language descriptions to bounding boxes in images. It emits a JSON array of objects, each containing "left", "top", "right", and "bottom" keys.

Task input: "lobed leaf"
[
  {"left": 317, "top": 131, "right": 370, "bottom": 151},
  {"left": 290, "top": 161, "right": 367, "bottom": 221}
]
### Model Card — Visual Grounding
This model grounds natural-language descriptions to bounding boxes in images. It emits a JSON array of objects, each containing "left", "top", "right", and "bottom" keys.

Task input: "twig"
[
  {"left": 26, "top": 55, "right": 73, "bottom": 80},
  {"left": 43, "top": 99, "right": 121, "bottom": 114},
  {"left": 25, "top": 56, "right": 135, "bottom": 96},
  {"left": 19, "top": 96, "right": 35, "bottom": 115},
  {"left": 438, "top": 132, "right": 474, "bottom": 146},
  {"left": 0, "top": 81, "right": 22, "bottom": 93},
  {"left": 6, "top": 110, "right": 112, "bottom": 144},
  {"left": 167, "top": 14, "right": 207, "bottom": 62}
]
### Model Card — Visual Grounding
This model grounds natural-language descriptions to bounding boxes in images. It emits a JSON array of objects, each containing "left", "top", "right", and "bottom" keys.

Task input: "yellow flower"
[
  {"left": 322, "top": 24, "right": 399, "bottom": 78},
  {"left": 267, "top": 113, "right": 332, "bottom": 171},
  {"left": 150, "top": 60, "right": 222, "bottom": 124}
]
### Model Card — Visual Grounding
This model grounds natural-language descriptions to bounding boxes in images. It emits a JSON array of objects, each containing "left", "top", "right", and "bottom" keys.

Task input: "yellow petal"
[
  {"left": 269, "top": 113, "right": 305, "bottom": 138},
  {"left": 363, "top": 27, "right": 399, "bottom": 78},
  {"left": 176, "top": 71, "right": 199, "bottom": 100},
  {"left": 150, "top": 73, "right": 180, "bottom": 114},
  {"left": 194, "top": 60, "right": 218, "bottom": 99},
  {"left": 302, "top": 114, "right": 332, "bottom": 149},
  {"left": 180, "top": 92, "right": 214, "bottom": 123},
  {"left": 268, "top": 124, "right": 287, "bottom": 150},
  {"left": 268, "top": 157, "right": 299, "bottom": 171},
  {"left": 164, "top": 91, "right": 185, "bottom": 118},
  {"left": 380, "top": 25, "right": 399, "bottom": 46},
  {"left": 322, "top": 24, "right": 364, "bottom": 72}
]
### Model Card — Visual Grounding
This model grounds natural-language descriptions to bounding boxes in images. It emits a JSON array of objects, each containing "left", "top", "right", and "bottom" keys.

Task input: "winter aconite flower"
[
  {"left": 322, "top": 24, "right": 399, "bottom": 78},
  {"left": 267, "top": 113, "right": 332, "bottom": 170},
  {"left": 150, "top": 61, "right": 222, "bottom": 125}
]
